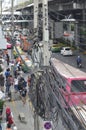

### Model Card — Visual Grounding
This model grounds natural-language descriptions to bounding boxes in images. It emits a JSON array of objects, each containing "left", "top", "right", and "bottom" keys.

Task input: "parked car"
[{"left": 61, "top": 47, "right": 73, "bottom": 56}]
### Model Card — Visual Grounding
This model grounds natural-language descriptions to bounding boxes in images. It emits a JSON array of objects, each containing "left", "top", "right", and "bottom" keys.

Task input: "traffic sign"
[{"left": 44, "top": 121, "right": 52, "bottom": 130}]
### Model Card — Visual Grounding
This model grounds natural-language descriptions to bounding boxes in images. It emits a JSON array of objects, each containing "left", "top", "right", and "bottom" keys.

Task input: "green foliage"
[
  {"left": 0, "top": 99, "right": 4, "bottom": 122},
  {"left": 80, "top": 31, "right": 86, "bottom": 35},
  {"left": 0, "top": 99, "right": 4, "bottom": 109}
]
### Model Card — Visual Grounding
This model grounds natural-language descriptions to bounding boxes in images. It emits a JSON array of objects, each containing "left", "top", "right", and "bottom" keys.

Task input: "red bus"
[{"left": 50, "top": 58, "right": 86, "bottom": 128}]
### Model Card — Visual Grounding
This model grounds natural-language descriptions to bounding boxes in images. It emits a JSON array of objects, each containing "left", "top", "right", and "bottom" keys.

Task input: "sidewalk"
[
  {"left": 1, "top": 50, "right": 44, "bottom": 130},
  {"left": 2, "top": 90, "right": 44, "bottom": 130}
]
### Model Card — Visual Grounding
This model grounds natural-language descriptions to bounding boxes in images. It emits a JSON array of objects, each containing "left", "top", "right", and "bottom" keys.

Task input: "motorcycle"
[{"left": 77, "top": 62, "right": 82, "bottom": 68}]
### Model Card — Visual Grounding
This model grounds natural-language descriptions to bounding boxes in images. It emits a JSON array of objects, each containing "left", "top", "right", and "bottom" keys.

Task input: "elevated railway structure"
[
  {"left": 2, "top": 0, "right": 86, "bottom": 24},
  {"left": 1, "top": 0, "right": 86, "bottom": 46}
]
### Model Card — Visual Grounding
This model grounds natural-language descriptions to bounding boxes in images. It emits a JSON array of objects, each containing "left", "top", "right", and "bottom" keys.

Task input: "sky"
[
  {"left": 2, "top": 0, "right": 31, "bottom": 10},
  {"left": 2, "top": 0, "right": 12, "bottom": 10}
]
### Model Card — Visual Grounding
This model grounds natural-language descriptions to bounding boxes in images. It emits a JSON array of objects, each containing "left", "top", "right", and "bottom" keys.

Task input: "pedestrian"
[
  {"left": 6, "top": 107, "right": 11, "bottom": 122},
  {"left": 14, "top": 77, "right": 18, "bottom": 92},
  {"left": 14, "top": 69, "right": 19, "bottom": 78},
  {"left": 76, "top": 55, "right": 82, "bottom": 67},
  {"left": 0, "top": 73, "right": 4, "bottom": 92},
  {"left": 6, "top": 54, "right": 10, "bottom": 66},
  {"left": 5, "top": 76, "right": 11, "bottom": 97},
  {"left": 5, "top": 68, "right": 10, "bottom": 80},
  {"left": 9, "top": 75, "right": 14, "bottom": 86},
  {"left": 18, "top": 75, "right": 26, "bottom": 91},
  {"left": 6, "top": 107, "right": 14, "bottom": 128},
  {"left": 7, "top": 115, "right": 14, "bottom": 126},
  {"left": 20, "top": 87, "right": 27, "bottom": 105}
]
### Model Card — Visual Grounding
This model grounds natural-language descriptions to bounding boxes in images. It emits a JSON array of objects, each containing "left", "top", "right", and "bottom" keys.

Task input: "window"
[{"left": 71, "top": 80, "right": 86, "bottom": 92}]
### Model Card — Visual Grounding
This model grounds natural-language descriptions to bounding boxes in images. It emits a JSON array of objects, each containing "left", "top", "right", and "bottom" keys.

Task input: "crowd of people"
[
  {"left": 4, "top": 67, "right": 28, "bottom": 103},
  {"left": 0, "top": 50, "right": 31, "bottom": 130}
]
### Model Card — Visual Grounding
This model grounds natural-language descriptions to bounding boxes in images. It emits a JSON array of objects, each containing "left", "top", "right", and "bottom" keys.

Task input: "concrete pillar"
[
  {"left": 34, "top": 0, "right": 38, "bottom": 38},
  {"left": 33, "top": 0, "right": 39, "bottom": 67},
  {"left": 42, "top": 0, "right": 50, "bottom": 66},
  {"left": 11, "top": 0, "right": 14, "bottom": 37},
  {"left": 43, "top": 0, "right": 49, "bottom": 42},
  {"left": 74, "top": 21, "right": 79, "bottom": 49}
]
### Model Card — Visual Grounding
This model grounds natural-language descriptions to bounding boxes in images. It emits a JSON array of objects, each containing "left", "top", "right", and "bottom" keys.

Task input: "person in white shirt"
[{"left": 14, "top": 78, "right": 18, "bottom": 92}]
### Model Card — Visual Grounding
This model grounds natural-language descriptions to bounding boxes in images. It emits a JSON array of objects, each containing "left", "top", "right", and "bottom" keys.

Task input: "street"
[
  {"left": 0, "top": 49, "right": 34, "bottom": 130},
  {"left": 0, "top": 0, "right": 86, "bottom": 130},
  {"left": 0, "top": 49, "right": 45, "bottom": 130},
  {"left": 0, "top": 48, "right": 85, "bottom": 130},
  {"left": 52, "top": 51, "right": 86, "bottom": 72}
]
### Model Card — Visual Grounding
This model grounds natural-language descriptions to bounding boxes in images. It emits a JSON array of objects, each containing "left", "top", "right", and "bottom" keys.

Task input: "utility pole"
[
  {"left": 33, "top": 1, "right": 39, "bottom": 130},
  {"left": 10, "top": 0, "right": 14, "bottom": 77},
  {"left": 11, "top": 0, "right": 14, "bottom": 37},
  {"left": 74, "top": 21, "right": 79, "bottom": 50},
  {"left": 33, "top": 1, "right": 51, "bottom": 130},
  {"left": 0, "top": 0, "right": 2, "bottom": 25},
  {"left": 33, "top": 0, "right": 39, "bottom": 68},
  {"left": 33, "top": 0, "right": 50, "bottom": 67},
  {"left": 42, "top": 0, "right": 50, "bottom": 66}
]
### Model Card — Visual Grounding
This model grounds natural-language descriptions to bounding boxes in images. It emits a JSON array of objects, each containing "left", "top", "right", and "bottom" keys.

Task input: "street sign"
[{"left": 44, "top": 121, "right": 52, "bottom": 130}]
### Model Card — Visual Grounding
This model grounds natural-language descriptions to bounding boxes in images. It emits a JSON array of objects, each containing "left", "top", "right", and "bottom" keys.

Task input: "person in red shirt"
[
  {"left": 6, "top": 107, "right": 11, "bottom": 122},
  {"left": 7, "top": 115, "right": 14, "bottom": 125}
]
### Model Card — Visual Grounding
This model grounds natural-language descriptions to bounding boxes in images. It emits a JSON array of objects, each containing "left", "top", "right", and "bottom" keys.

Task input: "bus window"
[{"left": 71, "top": 80, "right": 86, "bottom": 92}]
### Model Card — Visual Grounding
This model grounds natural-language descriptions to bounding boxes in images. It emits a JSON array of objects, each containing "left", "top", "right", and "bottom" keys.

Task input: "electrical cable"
[
  {"left": 2, "top": 2, "right": 86, "bottom": 129},
  {"left": 24, "top": 6, "right": 86, "bottom": 128},
  {"left": 43, "top": 68, "right": 79, "bottom": 130},
  {"left": 36, "top": 69, "right": 74, "bottom": 129}
]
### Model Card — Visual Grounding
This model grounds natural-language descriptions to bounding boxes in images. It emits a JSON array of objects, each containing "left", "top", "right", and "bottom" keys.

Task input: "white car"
[{"left": 61, "top": 47, "right": 73, "bottom": 56}]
